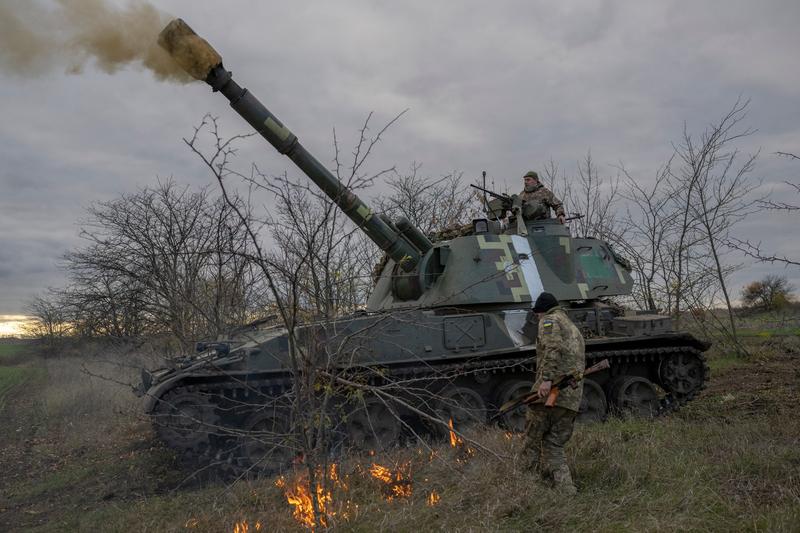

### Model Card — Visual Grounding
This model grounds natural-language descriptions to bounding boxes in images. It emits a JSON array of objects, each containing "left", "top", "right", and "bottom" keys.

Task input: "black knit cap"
[{"left": 533, "top": 292, "right": 558, "bottom": 313}]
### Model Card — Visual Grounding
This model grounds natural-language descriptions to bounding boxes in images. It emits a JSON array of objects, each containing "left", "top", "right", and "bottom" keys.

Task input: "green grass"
[
  {"left": 9, "top": 460, "right": 102, "bottom": 501},
  {"left": 0, "top": 366, "right": 42, "bottom": 411},
  {"left": 705, "top": 352, "right": 746, "bottom": 374},
  {"left": 0, "top": 343, "right": 27, "bottom": 360},
  {"left": 736, "top": 326, "right": 800, "bottom": 338}
]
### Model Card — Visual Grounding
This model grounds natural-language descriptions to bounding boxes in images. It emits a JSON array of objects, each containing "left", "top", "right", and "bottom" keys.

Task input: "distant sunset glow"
[{"left": 0, "top": 315, "right": 32, "bottom": 337}]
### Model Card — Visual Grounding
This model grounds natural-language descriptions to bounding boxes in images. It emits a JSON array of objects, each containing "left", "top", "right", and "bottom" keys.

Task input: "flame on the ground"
[
  {"left": 232, "top": 521, "right": 263, "bottom": 533},
  {"left": 274, "top": 464, "right": 353, "bottom": 530},
  {"left": 448, "top": 418, "right": 463, "bottom": 447},
  {"left": 369, "top": 461, "right": 413, "bottom": 501},
  {"left": 447, "top": 418, "right": 476, "bottom": 462},
  {"left": 272, "top": 453, "right": 456, "bottom": 528}
]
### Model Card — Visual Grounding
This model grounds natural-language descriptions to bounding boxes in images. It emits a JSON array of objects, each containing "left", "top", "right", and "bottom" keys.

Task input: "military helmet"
[{"left": 523, "top": 170, "right": 540, "bottom": 181}]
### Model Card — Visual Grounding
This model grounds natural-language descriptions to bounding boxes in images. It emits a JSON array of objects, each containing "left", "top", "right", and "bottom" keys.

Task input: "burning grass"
[{"left": 262, "top": 427, "right": 470, "bottom": 530}]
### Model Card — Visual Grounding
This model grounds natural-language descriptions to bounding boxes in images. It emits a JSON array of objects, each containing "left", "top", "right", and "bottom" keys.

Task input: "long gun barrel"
[{"left": 158, "top": 19, "right": 422, "bottom": 271}]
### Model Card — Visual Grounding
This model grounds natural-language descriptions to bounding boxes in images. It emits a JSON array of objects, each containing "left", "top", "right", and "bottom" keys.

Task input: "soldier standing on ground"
[
  {"left": 518, "top": 171, "right": 566, "bottom": 224},
  {"left": 521, "top": 292, "right": 586, "bottom": 494}
]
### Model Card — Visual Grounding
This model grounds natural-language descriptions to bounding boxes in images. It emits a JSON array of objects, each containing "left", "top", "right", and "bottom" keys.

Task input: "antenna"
[{"left": 481, "top": 170, "right": 488, "bottom": 212}]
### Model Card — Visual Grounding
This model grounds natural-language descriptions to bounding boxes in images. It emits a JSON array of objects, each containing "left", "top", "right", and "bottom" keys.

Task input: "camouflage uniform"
[
  {"left": 518, "top": 183, "right": 566, "bottom": 220},
  {"left": 521, "top": 306, "right": 586, "bottom": 494}
]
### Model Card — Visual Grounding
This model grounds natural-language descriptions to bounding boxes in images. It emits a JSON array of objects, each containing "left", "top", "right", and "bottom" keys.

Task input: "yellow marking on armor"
[
  {"left": 477, "top": 235, "right": 514, "bottom": 273},
  {"left": 578, "top": 283, "right": 589, "bottom": 299},
  {"left": 264, "top": 116, "right": 292, "bottom": 141},
  {"left": 559, "top": 237, "right": 571, "bottom": 254},
  {"left": 614, "top": 263, "right": 626, "bottom": 283},
  {"left": 510, "top": 285, "right": 528, "bottom": 302},
  {"left": 356, "top": 203, "right": 373, "bottom": 221},
  {"left": 477, "top": 235, "right": 529, "bottom": 302},
  {"left": 477, "top": 234, "right": 513, "bottom": 249}
]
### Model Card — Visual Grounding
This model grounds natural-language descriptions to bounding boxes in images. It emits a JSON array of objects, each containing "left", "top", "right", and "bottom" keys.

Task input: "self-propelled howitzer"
[{"left": 140, "top": 19, "right": 710, "bottom": 477}]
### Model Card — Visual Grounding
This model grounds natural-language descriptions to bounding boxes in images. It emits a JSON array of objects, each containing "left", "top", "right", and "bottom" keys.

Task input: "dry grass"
[
  {"left": 78, "top": 408, "right": 798, "bottom": 532},
  {"left": 2, "top": 337, "right": 799, "bottom": 532}
]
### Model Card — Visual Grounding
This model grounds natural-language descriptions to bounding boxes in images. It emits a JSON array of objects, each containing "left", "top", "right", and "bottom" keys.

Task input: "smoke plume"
[{"left": 0, "top": 0, "right": 191, "bottom": 83}]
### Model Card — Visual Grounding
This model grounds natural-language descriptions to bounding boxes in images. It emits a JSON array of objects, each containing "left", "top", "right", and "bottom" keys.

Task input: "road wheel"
[
  {"left": 577, "top": 378, "right": 608, "bottom": 423},
  {"left": 496, "top": 379, "right": 534, "bottom": 432},
  {"left": 344, "top": 397, "right": 402, "bottom": 452},
  {"left": 659, "top": 352, "right": 707, "bottom": 397},
  {"left": 611, "top": 376, "right": 659, "bottom": 417},
  {"left": 152, "top": 390, "right": 218, "bottom": 450},
  {"left": 434, "top": 385, "right": 488, "bottom": 436},
  {"left": 237, "top": 409, "right": 294, "bottom": 475}
]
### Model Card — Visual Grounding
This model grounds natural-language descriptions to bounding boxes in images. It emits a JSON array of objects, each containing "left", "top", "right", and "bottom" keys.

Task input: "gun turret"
[{"left": 158, "top": 19, "right": 426, "bottom": 271}]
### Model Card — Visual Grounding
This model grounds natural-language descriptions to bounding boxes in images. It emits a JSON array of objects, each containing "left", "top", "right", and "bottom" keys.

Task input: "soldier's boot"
[
  {"left": 519, "top": 447, "right": 543, "bottom": 476},
  {"left": 552, "top": 464, "right": 577, "bottom": 495}
]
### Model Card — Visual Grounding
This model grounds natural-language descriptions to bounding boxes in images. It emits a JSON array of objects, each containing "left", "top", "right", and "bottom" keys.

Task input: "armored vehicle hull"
[
  {"left": 141, "top": 299, "right": 708, "bottom": 475},
  {"left": 140, "top": 19, "right": 710, "bottom": 476}
]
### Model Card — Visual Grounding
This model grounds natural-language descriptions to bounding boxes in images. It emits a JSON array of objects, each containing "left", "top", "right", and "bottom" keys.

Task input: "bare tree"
[
  {"left": 183, "top": 112, "right": 409, "bottom": 522},
  {"left": 729, "top": 151, "right": 799, "bottom": 267},
  {"left": 615, "top": 162, "right": 679, "bottom": 311},
  {"left": 25, "top": 294, "right": 72, "bottom": 346},
  {"left": 61, "top": 180, "right": 263, "bottom": 350},
  {"left": 57, "top": 270, "right": 147, "bottom": 339},
  {"left": 376, "top": 162, "right": 481, "bottom": 236},
  {"left": 668, "top": 98, "right": 761, "bottom": 351},
  {"left": 569, "top": 100, "right": 764, "bottom": 353},
  {"left": 555, "top": 151, "right": 624, "bottom": 242}
]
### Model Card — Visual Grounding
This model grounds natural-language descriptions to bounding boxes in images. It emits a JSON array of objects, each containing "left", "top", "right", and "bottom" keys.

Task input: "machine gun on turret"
[
  {"left": 470, "top": 184, "right": 528, "bottom": 235},
  {"left": 471, "top": 184, "right": 585, "bottom": 229}
]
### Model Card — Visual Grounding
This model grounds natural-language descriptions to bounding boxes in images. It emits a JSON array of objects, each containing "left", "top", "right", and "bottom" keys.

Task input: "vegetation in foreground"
[{"left": 1, "top": 327, "right": 799, "bottom": 532}]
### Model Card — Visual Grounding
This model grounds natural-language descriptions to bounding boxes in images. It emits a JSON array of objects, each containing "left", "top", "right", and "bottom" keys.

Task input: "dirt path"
[
  {"left": 700, "top": 350, "right": 800, "bottom": 419},
  {"left": 0, "top": 355, "right": 179, "bottom": 532}
]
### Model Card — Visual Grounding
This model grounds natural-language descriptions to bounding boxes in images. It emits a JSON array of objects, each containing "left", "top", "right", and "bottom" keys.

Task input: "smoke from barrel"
[{"left": 0, "top": 0, "right": 190, "bottom": 82}]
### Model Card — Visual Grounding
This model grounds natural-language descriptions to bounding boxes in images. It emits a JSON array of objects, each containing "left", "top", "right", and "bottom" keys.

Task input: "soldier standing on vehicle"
[
  {"left": 518, "top": 171, "right": 566, "bottom": 224},
  {"left": 521, "top": 291, "right": 586, "bottom": 494}
]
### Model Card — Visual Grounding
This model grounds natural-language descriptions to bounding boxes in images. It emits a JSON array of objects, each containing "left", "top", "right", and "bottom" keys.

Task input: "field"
[{"left": 1, "top": 322, "right": 799, "bottom": 532}]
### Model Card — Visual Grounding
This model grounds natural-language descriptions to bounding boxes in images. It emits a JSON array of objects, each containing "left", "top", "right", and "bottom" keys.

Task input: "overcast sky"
[{"left": 1, "top": 0, "right": 798, "bottom": 316}]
